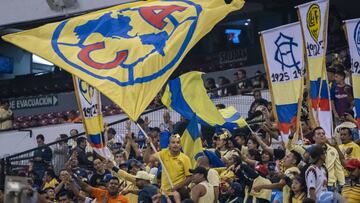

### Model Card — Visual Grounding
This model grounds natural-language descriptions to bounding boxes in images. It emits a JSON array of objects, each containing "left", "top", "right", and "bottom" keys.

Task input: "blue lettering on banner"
[
  {"left": 274, "top": 32, "right": 300, "bottom": 72},
  {"left": 354, "top": 21, "right": 360, "bottom": 56}
]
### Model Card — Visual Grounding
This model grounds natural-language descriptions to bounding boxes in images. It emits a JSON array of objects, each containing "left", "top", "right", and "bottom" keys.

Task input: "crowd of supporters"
[
  {"left": 0, "top": 51, "right": 359, "bottom": 203},
  {"left": 0, "top": 81, "right": 359, "bottom": 203}
]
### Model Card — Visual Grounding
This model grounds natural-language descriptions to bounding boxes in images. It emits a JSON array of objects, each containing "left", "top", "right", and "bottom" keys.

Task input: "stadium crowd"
[{"left": 0, "top": 54, "right": 359, "bottom": 203}]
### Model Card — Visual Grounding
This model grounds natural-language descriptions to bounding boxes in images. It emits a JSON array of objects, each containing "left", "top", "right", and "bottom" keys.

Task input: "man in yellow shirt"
[
  {"left": 151, "top": 134, "right": 192, "bottom": 194},
  {"left": 312, "top": 127, "right": 345, "bottom": 189},
  {"left": 339, "top": 127, "right": 360, "bottom": 160}
]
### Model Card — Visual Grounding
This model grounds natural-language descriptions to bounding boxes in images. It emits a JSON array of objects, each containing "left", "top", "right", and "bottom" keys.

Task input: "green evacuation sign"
[{"left": 8, "top": 95, "right": 59, "bottom": 110}]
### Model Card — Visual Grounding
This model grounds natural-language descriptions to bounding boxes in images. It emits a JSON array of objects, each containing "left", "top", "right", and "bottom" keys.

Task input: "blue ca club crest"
[
  {"left": 274, "top": 32, "right": 300, "bottom": 72},
  {"left": 354, "top": 21, "right": 360, "bottom": 56}
]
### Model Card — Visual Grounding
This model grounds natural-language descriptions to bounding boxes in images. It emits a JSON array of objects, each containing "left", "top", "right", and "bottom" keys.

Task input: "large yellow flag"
[{"left": 2, "top": 0, "right": 244, "bottom": 120}]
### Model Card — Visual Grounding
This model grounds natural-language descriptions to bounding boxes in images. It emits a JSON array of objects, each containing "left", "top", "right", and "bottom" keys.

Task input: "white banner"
[
  {"left": 344, "top": 18, "right": 360, "bottom": 135},
  {"left": 260, "top": 22, "right": 304, "bottom": 141},
  {"left": 345, "top": 18, "right": 360, "bottom": 76},
  {"left": 261, "top": 22, "right": 305, "bottom": 84},
  {"left": 297, "top": 0, "right": 328, "bottom": 58},
  {"left": 297, "top": 0, "right": 332, "bottom": 138}
]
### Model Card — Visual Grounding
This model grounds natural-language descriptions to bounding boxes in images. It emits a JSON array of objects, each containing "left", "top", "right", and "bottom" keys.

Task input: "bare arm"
[
  {"left": 240, "top": 152, "right": 256, "bottom": 166},
  {"left": 131, "top": 140, "right": 141, "bottom": 158},
  {"left": 142, "top": 147, "right": 153, "bottom": 164},
  {"left": 213, "top": 186, "right": 219, "bottom": 203},
  {"left": 75, "top": 175, "right": 94, "bottom": 194},
  {"left": 173, "top": 176, "right": 192, "bottom": 191},
  {"left": 252, "top": 179, "right": 285, "bottom": 192},
  {"left": 252, "top": 133, "right": 274, "bottom": 155},
  {"left": 54, "top": 181, "right": 64, "bottom": 195},
  {"left": 191, "top": 184, "right": 205, "bottom": 203},
  {"left": 309, "top": 188, "right": 316, "bottom": 201},
  {"left": 173, "top": 191, "right": 182, "bottom": 203},
  {"left": 331, "top": 101, "right": 339, "bottom": 119},
  {"left": 68, "top": 178, "right": 86, "bottom": 201},
  {"left": 243, "top": 157, "right": 257, "bottom": 167},
  {"left": 328, "top": 139, "right": 347, "bottom": 167}
]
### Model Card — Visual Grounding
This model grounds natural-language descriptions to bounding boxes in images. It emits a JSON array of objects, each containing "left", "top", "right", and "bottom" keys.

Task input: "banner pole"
[{"left": 135, "top": 123, "right": 174, "bottom": 189}]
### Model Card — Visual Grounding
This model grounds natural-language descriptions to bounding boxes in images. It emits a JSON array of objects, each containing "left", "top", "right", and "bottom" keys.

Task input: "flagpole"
[
  {"left": 135, "top": 123, "right": 174, "bottom": 189},
  {"left": 245, "top": 123, "right": 255, "bottom": 134},
  {"left": 299, "top": 121, "right": 304, "bottom": 144}
]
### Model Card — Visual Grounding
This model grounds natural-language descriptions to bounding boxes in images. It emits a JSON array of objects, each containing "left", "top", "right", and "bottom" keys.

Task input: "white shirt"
[
  {"left": 305, "top": 165, "right": 328, "bottom": 198},
  {"left": 197, "top": 181, "right": 215, "bottom": 203},
  {"left": 207, "top": 168, "right": 220, "bottom": 187}
]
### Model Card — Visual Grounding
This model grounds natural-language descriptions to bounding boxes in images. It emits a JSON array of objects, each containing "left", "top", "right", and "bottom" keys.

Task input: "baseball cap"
[
  {"left": 305, "top": 144, "right": 325, "bottom": 163},
  {"left": 305, "top": 145, "right": 317, "bottom": 154},
  {"left": 189, "top": 166, "right": 208, "bottom": 177},
  {"left": 317, "top": 191, "right": 343, "bottom": 203},
  {"left": 345, "top": 159, "right": 360, "bottom": 169},
  {"left": 229, "top": 182, "right": 242, "bottom": 195},
  {"left": 103, "top": 174, "right": 113, "bottom": 183},
  {"left": 135, "top": 171, "right": 153, "bottom": 181}
]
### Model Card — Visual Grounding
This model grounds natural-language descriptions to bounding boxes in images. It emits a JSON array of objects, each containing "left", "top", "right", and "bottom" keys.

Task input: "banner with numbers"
[
  {"left": 260, "top": 22, "right": 305, "bottom": 140},
  {"left": 297, "top": 0, "right": 332, "bottom": 138},
  {"left": 344, "top": 18, "right": 360, "bottom": 133},
  {"left": 73, "top": 76, "right": 112, "bottom": 160}
]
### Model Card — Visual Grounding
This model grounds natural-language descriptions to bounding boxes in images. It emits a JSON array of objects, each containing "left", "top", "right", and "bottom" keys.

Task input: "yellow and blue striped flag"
[
  {"left": 180, "top": 117, "right": 203, "bottom": 166},
  {"left": 2, "top": 0, "right": 244, "bottom": 121},
  {"left": 161, "top": 71, "right": 235, "bottom": 164},
  {"left": 219, "top": 106, "right": 248, "bottom": 128},
  {"left": 161, "top": 71, "right": 236, "bottom": 130}
]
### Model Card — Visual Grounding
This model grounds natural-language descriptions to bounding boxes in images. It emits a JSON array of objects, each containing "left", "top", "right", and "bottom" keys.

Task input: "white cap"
[{"left": 135, "top": 171, "right": 153, "bottom": 181}]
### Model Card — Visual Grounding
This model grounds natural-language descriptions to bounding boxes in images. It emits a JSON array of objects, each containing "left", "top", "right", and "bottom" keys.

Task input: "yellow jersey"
[
  {"left": 283, "top": 167, "right": 300, "bottom": 203},
  {"left": 157, "top": 149, "right": 192, "bottom": 193},
  {"left": 291, "top": 192, "right": 305, "bottom": 203},
  {"left": 339, "top": 142, "right": 360, "bottom": 160},
  {"left": 342, "top": 182, "right": 360, "bottom": 203}
]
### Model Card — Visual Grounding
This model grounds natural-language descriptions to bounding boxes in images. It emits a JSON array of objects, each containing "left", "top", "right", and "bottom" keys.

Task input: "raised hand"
[
  {"left": 144, "top": 116, "right": 151, "bottom": 127},
  {"left": 125, "top": 120, "right": 131, "bottom": 131}
]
